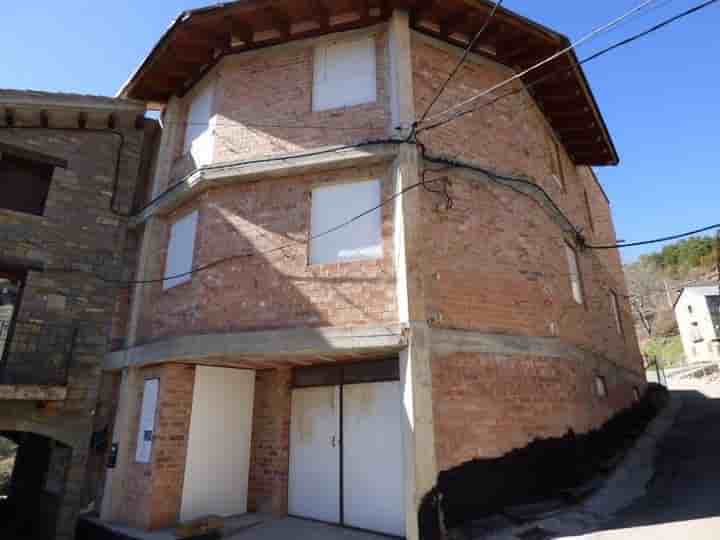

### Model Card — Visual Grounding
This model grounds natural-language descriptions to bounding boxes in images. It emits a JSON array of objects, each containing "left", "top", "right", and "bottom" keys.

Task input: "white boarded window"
[
  {"left": 310, "top": 180, "right": 382, "bottom": 265},
  {"left": 313, "top": 37, "right": 377, "bottom": 111},
  {"left": 565, "top": 243, "right": 584, "bottom": 305},
  {"left": 136, "top": 378, "right": 159, "bottom": 463},
  {"left": 183, "top": 81, "right": 215, "bottom": 165},
  {"left": 610, "top": 290, "right": 623, "bottom": 334},
  {"left": 164, "top": 211, "right": 198, "bottom": 290}
]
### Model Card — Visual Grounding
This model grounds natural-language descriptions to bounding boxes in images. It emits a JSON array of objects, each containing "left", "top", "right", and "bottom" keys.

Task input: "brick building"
[
  {"left": 0, "top": 90, "right": 153, "bottom": 539},
  {"left": 93, "top": 2, "right": 645, "bottom": 539}
]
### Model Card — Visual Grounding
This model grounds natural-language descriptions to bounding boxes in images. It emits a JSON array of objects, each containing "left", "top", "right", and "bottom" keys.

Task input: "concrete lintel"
[
  {"left": 0, "top": 385, "right": 68, "bottom": 401},
  {"left": 431, "top": 328, "right": 646, "bottom": 382},
  {"left": 131, "top": 143, "right": 400, "bottom": 226},
  {"left": 105, "top": 325, "right": 407, "bottom": 371}
]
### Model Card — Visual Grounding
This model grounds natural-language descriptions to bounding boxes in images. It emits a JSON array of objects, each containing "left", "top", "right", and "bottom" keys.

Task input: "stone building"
[
  {"left": 93, "top": 1, "right": 645, "bottom": 539},
  {"left": 674, "top": 284, "right": 720, "bottom": 363},
  {"left": 0, "top": 90, "right": 153, "bottom": 540}
]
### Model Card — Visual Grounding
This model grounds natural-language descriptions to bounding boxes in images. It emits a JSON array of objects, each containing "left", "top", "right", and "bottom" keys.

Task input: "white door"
[
  {"left": 180, "top": 367, "right": 255, "bottom": 521},
  {"left": 343, "top": 381, "right": 405, "bottom": 537},
  {"left": 289, "top": 386, "right": 341, "bottom": 523}
]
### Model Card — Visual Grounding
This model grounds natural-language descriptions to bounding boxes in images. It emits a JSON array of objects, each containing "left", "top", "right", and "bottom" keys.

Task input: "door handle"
[{"left": 331, "top": 435, "right": 337, "bottom": 448}]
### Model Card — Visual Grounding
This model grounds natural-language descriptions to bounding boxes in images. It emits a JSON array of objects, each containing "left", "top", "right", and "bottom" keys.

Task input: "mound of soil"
[{"left": 419, "top": 384, "right": 668, "bottom": 538}]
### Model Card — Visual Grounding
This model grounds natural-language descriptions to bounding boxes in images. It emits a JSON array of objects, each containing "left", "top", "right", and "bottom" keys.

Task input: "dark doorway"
[{"left": 0, "top": 432, "right": 72, "bottom": 540}]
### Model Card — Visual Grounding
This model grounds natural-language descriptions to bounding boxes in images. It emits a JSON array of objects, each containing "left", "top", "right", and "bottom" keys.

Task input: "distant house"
[{"left": 674, "top": 284, "right": 720, "bottom": 363}]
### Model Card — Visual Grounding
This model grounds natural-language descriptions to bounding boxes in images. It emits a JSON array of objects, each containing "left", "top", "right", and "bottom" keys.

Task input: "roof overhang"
[
  {"left": 0, "top": 89, "right": 146, "bottom": 130},
  {"left": 119, "top": 0, "right": 619, "bottom": 166}
]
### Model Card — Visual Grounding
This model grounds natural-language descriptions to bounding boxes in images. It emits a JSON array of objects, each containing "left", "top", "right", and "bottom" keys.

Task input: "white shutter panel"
[
  {"left": 163, "top": 211, "right": 199, "bottom": 290},
  {"left": 310, "top": 180, "right": 383, "bottom": 264},
  {"left": 183, "top": 82, "right": 215, "bottom": 165},
  {"left": 136, "top": 379, "right": 160, "bottom": 463},
  {"left": 313, "top": 37, "right": 377, "bottom": 111}
]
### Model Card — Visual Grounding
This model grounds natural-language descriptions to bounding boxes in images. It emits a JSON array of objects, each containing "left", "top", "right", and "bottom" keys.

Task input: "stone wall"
[{"left": 0, "top": 114, "right": 148, "bottom": 540}]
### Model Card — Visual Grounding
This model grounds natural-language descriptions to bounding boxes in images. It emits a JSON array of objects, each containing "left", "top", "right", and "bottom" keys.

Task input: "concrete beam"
[
  {"left": 131, "top": 143, "right": 400, "bottom": 226},
  {"left": 430, "top": 327, "right": 646, "bottom": 382},
  {"left": 105, "top": 325, "right": 407, "bottom": 371}
]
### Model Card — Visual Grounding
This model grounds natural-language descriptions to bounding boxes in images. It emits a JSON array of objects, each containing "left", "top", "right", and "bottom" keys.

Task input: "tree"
[{"left": 625, "top": 259, "right": 664, "bottom": 337}]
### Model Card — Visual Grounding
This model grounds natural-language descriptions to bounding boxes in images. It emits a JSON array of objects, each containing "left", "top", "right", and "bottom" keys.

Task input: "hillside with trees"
[{"left": 624, "top": 235, "right": 719, "bottom": 366}]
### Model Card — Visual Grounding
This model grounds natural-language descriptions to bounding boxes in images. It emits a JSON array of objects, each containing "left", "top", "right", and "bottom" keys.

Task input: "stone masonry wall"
[
  {"left": 0, "top": 121, "right": 146, "bottom": 540},
  {"left": 136, "top": 162, "right": 398, "bottom": 345}
]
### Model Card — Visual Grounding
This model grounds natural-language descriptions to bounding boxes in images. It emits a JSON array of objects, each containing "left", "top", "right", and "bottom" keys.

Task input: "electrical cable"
[
  {"left": 44, "top": 140, "right": 593, "bottom": 287},
  {"left": 137, "top": 138, "right": 405, "bottom": 215},
  {"left": 586, "top": 223, "right": 720, "bottom": 250},
  {"left": 417, "top": 0, "right": 661, "bottom": 127},
  {"left": 47, "top": 142, "right": 446, "bottom": 286},
  {"left": 415, "top": 0, "right": 504, "bottom": 128},
  {"left": 418, "top": 0, "right": 720, "bottom": 134},
  {"left": 162, "top": 119, "right": 386, "bottom": 131}
]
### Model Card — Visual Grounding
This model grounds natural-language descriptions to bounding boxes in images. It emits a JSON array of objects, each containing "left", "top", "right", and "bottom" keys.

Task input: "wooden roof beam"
[
  {"left": 407, "top": 0, "right": 436, "bottom": 25},
  {"left": 267, "top": 6, "right": 291, "bottom": 39},
  {"left": 4, "top": 108, "right": 15, "bottom": 127},
  {"left": 224, "top": 15, "right": 254, "bottom": 45},
  {"left": 439, "top": 10, "right": 471, "bottom": 38},
  {"left": 310, "top": 0, "right": 331, "bottom": 29},
  {"left": 175, "top": 30, "right": 230, "bottom": 53}
]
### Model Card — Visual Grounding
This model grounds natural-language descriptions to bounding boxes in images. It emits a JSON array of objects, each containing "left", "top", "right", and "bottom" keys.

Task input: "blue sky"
[{"left": 2, "top": 1, "right": 718, "bottom": 263}]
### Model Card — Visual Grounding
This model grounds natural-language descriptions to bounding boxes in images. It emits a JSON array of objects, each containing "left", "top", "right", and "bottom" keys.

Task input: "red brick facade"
[
  {"left": 99, "top": 16, "right": 645, "bottom": 537},
  {"left": 135, "top": 162, "right": 398, "bottom": 345},
  {"left": 122, "top": 365, "right": 195, "bottom": 530},
  {"left": 247, "top": 369, "right": 292, "bottom": 515},
  {"left": 431, "top": 352, "right": 638, "bottom": 471}
]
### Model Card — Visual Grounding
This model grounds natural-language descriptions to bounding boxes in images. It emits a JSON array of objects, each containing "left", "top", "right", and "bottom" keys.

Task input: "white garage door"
[
  {"left": 289, "top": 367, "right": 404, "bottom": 537},
  {"left": 289, "top": 386, "right": 341, "bottom": 523},
  {"left": 343, "top": 381, "right": 404, "bottom": 537}
]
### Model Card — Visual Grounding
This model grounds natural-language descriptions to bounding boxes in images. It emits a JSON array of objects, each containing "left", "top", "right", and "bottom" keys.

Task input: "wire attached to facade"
[
  {"left": 416, "top": 0, "right": 661, "bottom": 127},
  {"left": 414, "top": 0, "right": 504, "bottom": 129},
  {"left": 418, "top": 0, "right": 720, "bottom": 134}
]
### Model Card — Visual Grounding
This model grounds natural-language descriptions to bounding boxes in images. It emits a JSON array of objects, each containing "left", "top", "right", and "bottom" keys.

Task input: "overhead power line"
[
  {"left": 586, "top": 223, "right": 720, "bottom": 250},
  {"left": 417, "top": 0, "right": 720, "bottom": 134},
  {"left": 415, "top": 0, "right": 504, "bottom": 127},
  {"left": 417, "top": 0, "right": 660, "bottom": 127}
]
